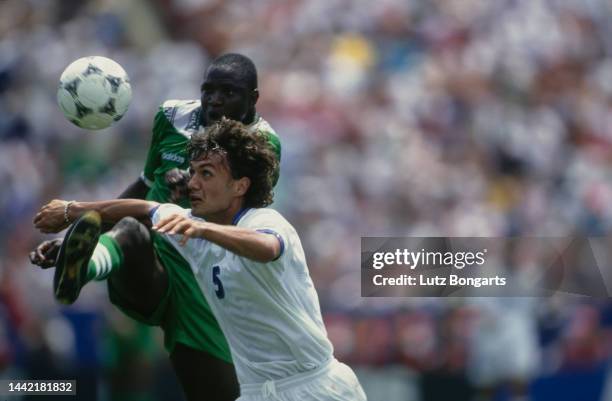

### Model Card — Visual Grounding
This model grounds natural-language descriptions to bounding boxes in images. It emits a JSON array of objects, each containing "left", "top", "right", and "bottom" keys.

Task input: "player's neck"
[
  {"left": 242, "top": 109, "right": 256, "bottom": 125},
  {"left": 205, "top": 200, "right": 245, "bottom": 225}
]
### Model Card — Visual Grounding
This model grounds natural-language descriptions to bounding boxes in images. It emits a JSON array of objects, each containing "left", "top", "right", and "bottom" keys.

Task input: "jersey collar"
[
  {"left": 232, "top": 208, "right": 251, "bottom": 225},
  {"left": 246, "top": 113, "right": 261, "bottom": 129}
]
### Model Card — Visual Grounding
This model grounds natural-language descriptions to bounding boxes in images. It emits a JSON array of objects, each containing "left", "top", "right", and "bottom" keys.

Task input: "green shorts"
[{"left": 107, "top": 233, "right": 232, "bottom": 363}]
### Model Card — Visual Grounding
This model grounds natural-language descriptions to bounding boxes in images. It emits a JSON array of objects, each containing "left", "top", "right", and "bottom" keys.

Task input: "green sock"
[{"left": 86, "top": 234, "right": 124, "bottom": 282}]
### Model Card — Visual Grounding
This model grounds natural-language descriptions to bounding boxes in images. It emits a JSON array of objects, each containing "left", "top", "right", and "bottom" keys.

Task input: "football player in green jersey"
[{"left": 30, "top": 53, "right": 280, "bottom": 401}]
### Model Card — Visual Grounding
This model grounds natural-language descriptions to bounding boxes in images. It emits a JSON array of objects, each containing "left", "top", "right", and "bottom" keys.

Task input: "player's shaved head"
[
  {"left": 207, "top": 53, "right": 258, "bottom": 90},
  {"left": 200, "top": 53, "right": 259, "bottom": 126}
]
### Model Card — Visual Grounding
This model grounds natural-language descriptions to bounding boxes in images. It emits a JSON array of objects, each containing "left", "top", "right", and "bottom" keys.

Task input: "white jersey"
[{"left": 151, "top": 204, "right": 335, "bottom": 385}]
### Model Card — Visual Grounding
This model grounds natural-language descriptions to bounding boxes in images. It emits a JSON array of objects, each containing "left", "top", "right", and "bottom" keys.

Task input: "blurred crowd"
[{"left": 1, "top": 0, "right": 612, "bottom": 400}]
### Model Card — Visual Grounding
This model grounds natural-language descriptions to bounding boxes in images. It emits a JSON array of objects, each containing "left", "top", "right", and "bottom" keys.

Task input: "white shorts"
[{"left": 237, "top": 359, "right": 367, "bottom": 401}]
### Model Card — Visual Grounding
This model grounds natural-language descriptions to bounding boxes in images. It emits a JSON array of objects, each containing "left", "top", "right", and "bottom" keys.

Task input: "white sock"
[{"left": 88, "top": 242, "right": 114, "bottom": 280}]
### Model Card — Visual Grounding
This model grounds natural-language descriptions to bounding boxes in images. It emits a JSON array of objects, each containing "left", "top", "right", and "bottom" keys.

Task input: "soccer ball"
[{"left": 57, "top": 56, "right": 132, "bottom": 130}]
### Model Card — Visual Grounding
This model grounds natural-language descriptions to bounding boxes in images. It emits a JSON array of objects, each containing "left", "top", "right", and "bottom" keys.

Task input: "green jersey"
[
  {"left": 112, "top": 99, "right": 281, "bottom": 361},
  {"left": 142, "top": 99, "right": 281, "bottom": 204}
]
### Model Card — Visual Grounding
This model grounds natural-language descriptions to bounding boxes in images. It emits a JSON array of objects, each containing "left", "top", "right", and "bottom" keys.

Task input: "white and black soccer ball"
[{"left": 57, "top": 56, "right": 132, "bottom": 130}]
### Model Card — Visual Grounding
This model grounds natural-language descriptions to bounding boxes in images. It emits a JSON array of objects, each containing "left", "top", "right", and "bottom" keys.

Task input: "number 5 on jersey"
[{"left": 212, "top": 266, "right": 225, "bottom": 299}]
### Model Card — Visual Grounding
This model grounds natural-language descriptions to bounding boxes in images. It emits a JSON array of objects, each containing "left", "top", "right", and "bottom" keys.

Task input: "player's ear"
[
  {"left": 251, "top": 89, "right": 259, "bottom": 105},
  {"left": 234, "top": 177, "right": 251, "bottom": 198}
]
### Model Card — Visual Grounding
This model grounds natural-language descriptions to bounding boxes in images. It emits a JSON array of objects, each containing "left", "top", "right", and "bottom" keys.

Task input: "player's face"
[
  {"left": 187, "top": 154, "right": 246, "bottom": 221},
  {"left": 200, "top": 66, "right": 254, "bottom": 125}
]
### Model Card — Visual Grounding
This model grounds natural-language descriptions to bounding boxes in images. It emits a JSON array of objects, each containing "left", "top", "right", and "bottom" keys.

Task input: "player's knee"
[{"left": 111, "top": 216, "right": 151, "bottom": 250}]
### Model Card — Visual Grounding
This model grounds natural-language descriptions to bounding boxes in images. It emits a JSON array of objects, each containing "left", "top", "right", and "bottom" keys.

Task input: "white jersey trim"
[
  {"left": 139, "top": 172, "right": 154, "bottom": 188},
  {"left": 255, "top": 228, "right": 285, "bottom": 260}
]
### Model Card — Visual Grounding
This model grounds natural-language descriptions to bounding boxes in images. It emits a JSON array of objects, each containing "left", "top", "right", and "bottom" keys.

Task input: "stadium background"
[{"left": 1, "top": 0, "right": 612, "bottom": 400}]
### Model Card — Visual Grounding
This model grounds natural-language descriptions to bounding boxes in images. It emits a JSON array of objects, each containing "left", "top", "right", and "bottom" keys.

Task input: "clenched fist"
[
  {"left": 33, "top": 199, "right": 72, "bottom": 233},
  {"left": 165, "top": 168, "right": 191, "bottom": 203},
  {"left": 29, "top": 238, "right": 62, "bottom": 268}
]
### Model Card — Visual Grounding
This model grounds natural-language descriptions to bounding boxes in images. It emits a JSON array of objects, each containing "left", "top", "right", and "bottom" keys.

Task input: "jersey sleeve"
[
  {"left": 263, "top": 129, "right": 281, "bottom": 162},
  {"left": 259, "top": 128, "right": 281, "bottom": 185},
  {"left": 150, "top": 203, "right": 187, "bottom": 225},
  {"left": 240, "top": 209, "right": 292, "bottom": 261},
  {"left": 142, "top": 108, "right": 171, "bottom": 186},
  {"left": 252, "top": 117, "right": 282, "bottom": 162},
  {"left": 151, "top": 203, "right": 203, "bottom": 265}
]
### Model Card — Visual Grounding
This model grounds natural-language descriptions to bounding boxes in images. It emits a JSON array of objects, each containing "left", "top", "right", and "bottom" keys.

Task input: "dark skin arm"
[
  {"left": 30, "top": 170, "right": 188, "bottom": 267},
  {"left": 33, "top": 199, "right": 158, "bottom": 233},
  {"left": 105, "top": 177, "right": 151, "bottom": 230},
  {"left": 29, "top": 177, "right": 150, "bottom": 267}
]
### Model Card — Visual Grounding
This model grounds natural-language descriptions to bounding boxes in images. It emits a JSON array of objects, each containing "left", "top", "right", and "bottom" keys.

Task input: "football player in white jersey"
[
  {"left": 34, "top": 118, "right": 367, "bottom": 401},
  {"left": 31, "top": 53, "right": 282, "bottom": 401}
]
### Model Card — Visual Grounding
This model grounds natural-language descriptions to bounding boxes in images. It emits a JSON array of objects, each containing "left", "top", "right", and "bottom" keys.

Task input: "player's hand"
[
  {"left": 165, "top": 168, "right": 190, "bottom": 203},
  {"left": 153, "top": 214, "right": 206, "bottom": 246},
  {"left": 29, "top": 238, "right": 62, "bottom": 268},
  {"left": 33, "top": 199, "right": 71, "bottom": 233}
]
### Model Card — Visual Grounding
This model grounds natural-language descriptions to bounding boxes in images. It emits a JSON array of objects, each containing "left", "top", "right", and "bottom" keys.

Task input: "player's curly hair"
[{"left": 187, "top": 117, "right": 277, "bottom": 208}]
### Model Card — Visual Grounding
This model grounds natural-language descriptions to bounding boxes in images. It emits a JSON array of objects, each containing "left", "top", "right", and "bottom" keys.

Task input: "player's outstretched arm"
[
  {"left": 34, "top": 199, "right": 159, "bottom": 233},
  {"left": 153, "top": 214, "right": 281, "bottom": 263},
  {"left": 30, "top": 178, "right": 151, "bottom": 266}
]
